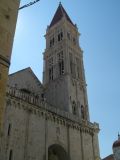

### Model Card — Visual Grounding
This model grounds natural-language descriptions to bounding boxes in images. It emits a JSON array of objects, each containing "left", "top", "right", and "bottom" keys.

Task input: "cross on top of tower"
[{"left": 49, "top": 3, "right": 74, "bottom": 28}]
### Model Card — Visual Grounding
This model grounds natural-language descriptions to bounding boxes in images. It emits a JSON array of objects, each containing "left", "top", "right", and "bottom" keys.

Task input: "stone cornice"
[{"left": 0, "top": 54, "right": 10, "bottom": 67}]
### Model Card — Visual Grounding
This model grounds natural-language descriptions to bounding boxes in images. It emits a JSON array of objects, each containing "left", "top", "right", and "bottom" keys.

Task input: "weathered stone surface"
[{"left": 0, "top": 0, "right": 20, "bottom": 136}]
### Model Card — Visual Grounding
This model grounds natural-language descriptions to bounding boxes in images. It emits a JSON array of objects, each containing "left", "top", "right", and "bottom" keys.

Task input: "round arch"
[{"left": 48, "top": 144, "right": 69, "bottom": 160}]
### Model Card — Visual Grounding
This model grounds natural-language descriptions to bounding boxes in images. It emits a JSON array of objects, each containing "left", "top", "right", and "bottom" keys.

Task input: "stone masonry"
[{"left": 0, "top": 0, "right": 20, "bottom": 136}]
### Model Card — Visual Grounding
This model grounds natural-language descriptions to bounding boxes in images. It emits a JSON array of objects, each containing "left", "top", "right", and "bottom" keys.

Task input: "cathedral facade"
[{"left": 2, "top": 3, "right": 100, "bottom": 160}]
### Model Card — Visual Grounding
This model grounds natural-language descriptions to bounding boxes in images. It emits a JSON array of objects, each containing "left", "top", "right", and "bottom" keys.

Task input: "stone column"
[{"left": 0, "top": 0, "right": 20, "bottom": 135}]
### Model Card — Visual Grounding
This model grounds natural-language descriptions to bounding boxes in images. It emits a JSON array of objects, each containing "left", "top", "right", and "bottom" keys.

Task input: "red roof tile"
[
  {"left": 113, "top": 139, "right": 120, "bottom": 148},
  {"left": 102, "top": 154, "right": 114, "bottom": 160},
  {"left": 49, "top": 3, "right": 74, "bottom": 28}
]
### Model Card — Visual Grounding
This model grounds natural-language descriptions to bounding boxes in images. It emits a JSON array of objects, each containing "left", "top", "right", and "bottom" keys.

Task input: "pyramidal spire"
[{"left": 49, "top": 3, "right": 74, "bottom": 28}]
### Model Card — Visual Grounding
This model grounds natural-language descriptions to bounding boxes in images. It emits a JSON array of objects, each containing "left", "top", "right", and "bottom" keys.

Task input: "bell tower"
[
  {"left": 43, "top": 3, "right": 90, "bottom": 121},
  {"left": 0, "top": 0, "right": 20, "bottom": 132}
]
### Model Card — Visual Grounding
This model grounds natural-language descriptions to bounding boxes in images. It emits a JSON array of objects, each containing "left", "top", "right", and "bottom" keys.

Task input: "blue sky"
[{"left": 10, "top": 0, "right": 120, "bottom": 158}]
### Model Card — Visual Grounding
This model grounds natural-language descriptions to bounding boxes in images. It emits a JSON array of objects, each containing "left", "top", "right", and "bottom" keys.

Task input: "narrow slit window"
[
  {"left": 7, "top": 124, "right": 11, "bottom": 136},
  {"left": 9, "top": 150, "right": 13, "bottom": 160}
]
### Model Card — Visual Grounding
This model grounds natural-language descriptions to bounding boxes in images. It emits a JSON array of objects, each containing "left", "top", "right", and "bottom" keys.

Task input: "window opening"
[
  {"left": 9, "top": 150, "right": 13, "bottom": 160},
  {"left": 7, "top": 123, "right": 11, "bottom": 136},
  {"left": 41, "top": 93, "right": 44, "bottom": 101},
  {"left": 58, "top": 31, "right": 63, "bottom": 41}
]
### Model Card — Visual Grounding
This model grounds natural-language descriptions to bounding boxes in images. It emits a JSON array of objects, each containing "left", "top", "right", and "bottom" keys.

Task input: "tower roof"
[
  {"left": 49, "top": 2, "right": 74, "bottom": 28},
  {"left": 102, "top": 154, "right": 114, "bottom": 160}
]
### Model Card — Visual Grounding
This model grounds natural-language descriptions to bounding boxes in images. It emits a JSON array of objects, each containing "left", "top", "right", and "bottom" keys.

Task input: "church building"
[
  {"left": 2, "top": 3, "right": 100, "bottom": 160},
  {"left": 103, "top": 135, "right": 120, "bottom": 160}
]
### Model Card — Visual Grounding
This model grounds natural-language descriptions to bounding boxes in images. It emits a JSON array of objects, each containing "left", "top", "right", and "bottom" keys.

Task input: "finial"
[
  {"left": 118, "top": 132, "right": 120, "bottom": 140},
  {"left": 75, "top": 24, "right": 78, "bottom": 28},
  {"left": 59, "top": 1, "right": 62, "bottom": 6}
]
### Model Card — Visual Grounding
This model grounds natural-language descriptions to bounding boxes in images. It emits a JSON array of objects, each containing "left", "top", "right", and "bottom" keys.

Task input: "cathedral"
[{"left": 1, "top": 3, "right": 100, "bottom": 160}]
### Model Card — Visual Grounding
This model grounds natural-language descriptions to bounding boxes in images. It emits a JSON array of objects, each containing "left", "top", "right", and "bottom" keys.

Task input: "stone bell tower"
[
  {"left": 0, "top": 0, "right": 20, "bottom": 133},
  {"left": 43, "top": 3, "right": 89, "bottom": 121}
]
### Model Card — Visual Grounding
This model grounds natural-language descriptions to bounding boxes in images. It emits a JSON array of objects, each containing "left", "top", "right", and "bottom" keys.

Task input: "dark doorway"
[{"left": 48, "top": 144, "right": 69, "bottom": 160}]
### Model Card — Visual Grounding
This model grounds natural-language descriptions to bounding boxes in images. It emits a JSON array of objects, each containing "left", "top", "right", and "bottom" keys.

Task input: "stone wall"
[
  {"left": 113, "top": 147, "right": 120, "bottom": 160},
  {"left": 2, "top": 89, "right": 100, "bottom": 160},
  {"left": 0, "top": 0, "right": 20, "bottom": 135}
]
